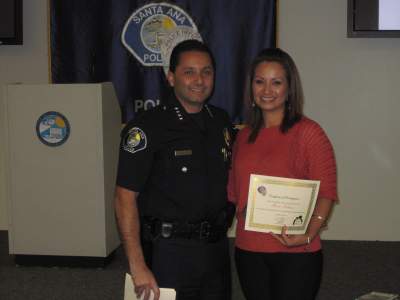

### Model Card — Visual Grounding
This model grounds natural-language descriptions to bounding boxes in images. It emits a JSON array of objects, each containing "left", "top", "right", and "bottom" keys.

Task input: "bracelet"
[{"left": 312, "top": 214, "right": 325, "bottom": 221}]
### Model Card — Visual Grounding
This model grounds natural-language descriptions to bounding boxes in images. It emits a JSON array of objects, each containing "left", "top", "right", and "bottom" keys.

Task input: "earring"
[{"left": 252, "top": 101, "right": 255, "bottom": 108}]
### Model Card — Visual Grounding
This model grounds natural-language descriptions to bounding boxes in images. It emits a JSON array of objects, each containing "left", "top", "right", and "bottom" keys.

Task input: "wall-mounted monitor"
[
  {"left": 0, "top": 0, "right": 23, "bottom": 45},
  {"left": 348, "top": 0, "right": 400, "bottom": 37}
]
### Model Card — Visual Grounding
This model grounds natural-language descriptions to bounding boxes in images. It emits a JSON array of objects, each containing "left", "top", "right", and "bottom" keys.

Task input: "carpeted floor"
[{"left": 0, "top": 231, "right": 399, "bottom": 300}]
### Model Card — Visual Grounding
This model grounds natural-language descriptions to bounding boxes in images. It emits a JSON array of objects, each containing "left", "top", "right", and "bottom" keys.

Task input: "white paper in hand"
[{"left": 124, "top": 273, "right": 176, "bottom": 300}]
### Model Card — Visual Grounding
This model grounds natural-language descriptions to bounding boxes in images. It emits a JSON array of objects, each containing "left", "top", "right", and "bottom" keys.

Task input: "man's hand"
[
  {"left": 132, "top": 265, "right": 160, "bottom": 300},
  {"left": 115, "top": 187, "right": 160, "bottom": 299}
]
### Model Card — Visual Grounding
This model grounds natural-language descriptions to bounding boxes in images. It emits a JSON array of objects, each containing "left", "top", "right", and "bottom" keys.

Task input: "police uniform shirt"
[{"left": 116, "top": 95, "right": 234, "bottom": 223}]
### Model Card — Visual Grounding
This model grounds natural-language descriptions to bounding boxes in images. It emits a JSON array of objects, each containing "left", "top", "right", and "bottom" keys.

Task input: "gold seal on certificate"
[{"left": 245, "top": 174, "right": 320, "bottom": 235}]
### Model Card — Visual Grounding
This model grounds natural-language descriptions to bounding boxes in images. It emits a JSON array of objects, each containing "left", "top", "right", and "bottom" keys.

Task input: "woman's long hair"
[{"left": 246, "top": 48, "right": 304, "bottom": 143}]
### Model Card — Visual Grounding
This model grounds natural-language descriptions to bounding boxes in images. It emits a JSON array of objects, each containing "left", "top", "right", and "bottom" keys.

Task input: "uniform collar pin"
[{"left": 205, "top": 105, "right": 214, "bottom": 118}]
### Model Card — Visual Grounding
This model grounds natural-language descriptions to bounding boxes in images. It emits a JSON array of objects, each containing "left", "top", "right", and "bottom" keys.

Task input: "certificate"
[{"left": 245, "top": 174, "right": 320, "bottom": 235}]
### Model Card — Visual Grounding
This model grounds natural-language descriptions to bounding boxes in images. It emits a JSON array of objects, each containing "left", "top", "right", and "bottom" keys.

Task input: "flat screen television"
[
  {"left": 348, "top": 0, "right": 400, "bottom": 37},
  {"left": 0, "top": 0, "right": 23, "bottom": 45}
]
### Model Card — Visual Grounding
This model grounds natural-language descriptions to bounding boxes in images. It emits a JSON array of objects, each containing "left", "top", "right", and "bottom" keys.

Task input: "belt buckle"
[
  {"left": 199, "top": 221, "right": 211, "bottom": 240},
  {"left": 161, "top": 222, "right": 173, "bottom": 238}
]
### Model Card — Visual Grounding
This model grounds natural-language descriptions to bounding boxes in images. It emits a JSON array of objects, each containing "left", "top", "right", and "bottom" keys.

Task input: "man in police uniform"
[{"left": 115, "top": 40, "right": 234, "bottom": 300}]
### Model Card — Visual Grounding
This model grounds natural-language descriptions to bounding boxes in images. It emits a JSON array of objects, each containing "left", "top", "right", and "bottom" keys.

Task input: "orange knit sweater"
[{"left": 228, "top": 117, "right": 338, "bottom": 253}]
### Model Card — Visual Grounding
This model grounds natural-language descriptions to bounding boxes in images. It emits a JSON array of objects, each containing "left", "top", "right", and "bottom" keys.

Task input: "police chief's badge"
[
  {"left": 222, "top": 128, "right": 232, "bottom": 162},
  {"left": 121, "top": 2, "right": 201, "bottom": 69},
  {"left": 122, "top": 127, "right": 147, "bottom": 154},
  {"left": 223, "top": 128, "right": 231, "bottom": 148}
]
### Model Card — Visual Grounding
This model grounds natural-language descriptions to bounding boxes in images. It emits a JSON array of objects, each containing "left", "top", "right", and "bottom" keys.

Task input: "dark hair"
[
  {"left": 169, "top": 39, "right": 216, "bottom": 73},
  {"left": 246, "top": 48, "right": 304, "bottom": 143}
]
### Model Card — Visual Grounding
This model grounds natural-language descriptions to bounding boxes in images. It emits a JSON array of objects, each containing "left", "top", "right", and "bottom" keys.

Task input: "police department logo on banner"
[
  {"left": 36, "top": 111, "right": 70, "bottom": 147},
  {"left": 160, "top": 25, "right": 202, "bottom": 75},
  {"left": 121, "top": 2, "right": 202, "bottom": 70}
]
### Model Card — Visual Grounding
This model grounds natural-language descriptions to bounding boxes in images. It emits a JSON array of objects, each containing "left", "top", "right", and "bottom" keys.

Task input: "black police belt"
[{"left": 141, "top": 217, "right": 227, "bottom": 243}]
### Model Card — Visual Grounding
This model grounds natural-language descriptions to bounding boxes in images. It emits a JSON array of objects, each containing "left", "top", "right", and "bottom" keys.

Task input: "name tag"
[{"left": 174, "top": 149, "right": 192, "bottom": 157}]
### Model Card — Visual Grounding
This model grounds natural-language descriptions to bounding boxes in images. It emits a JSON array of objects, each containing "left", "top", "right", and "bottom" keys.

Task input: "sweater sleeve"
[{"left": 303, "top": 121, "right": 338, "bottom": 201}]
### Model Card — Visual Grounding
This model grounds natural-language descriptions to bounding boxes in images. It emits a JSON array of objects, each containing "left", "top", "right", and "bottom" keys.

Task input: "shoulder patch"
[{"left": 122, "top": 127, "right": 147, "bottom": 154}]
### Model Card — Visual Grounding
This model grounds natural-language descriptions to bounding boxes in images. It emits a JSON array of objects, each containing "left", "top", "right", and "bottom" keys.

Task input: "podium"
[{"left": 3, "top": 83, "right": 121, "bottom": 266}]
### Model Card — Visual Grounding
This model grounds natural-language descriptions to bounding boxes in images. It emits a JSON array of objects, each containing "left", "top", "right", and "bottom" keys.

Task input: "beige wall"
[
  {"left": 0, "top": 0, "right": 49, "bottom": 229},
  {"left": 1, "top": 0, "right": 400, "bottom": 240},
  {"left": 278, "top": 0, "right": 400, "bottom": 240}
]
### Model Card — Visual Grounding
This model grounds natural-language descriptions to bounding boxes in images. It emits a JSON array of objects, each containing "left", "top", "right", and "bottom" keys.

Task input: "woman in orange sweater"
[{"left": 228, "top": 48, "right": 338, "bottom": 300}]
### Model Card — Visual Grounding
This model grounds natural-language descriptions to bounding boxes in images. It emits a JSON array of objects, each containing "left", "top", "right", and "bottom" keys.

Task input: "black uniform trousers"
[
  {"left": 149, "top": 237, "right": 231, "bottom": 300},
  {"left": 235, "top": 247, "right": 322, "bottom": 300}
]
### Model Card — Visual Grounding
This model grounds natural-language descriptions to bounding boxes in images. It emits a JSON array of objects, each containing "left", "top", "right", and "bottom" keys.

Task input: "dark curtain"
[{"left": 50, "top": 0, "right": 276, "bottom": 123}]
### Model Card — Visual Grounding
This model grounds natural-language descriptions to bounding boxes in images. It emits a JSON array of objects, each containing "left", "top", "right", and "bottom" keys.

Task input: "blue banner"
[{"left": 50, "top": 0, "right": 276, "bottom": 123}]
